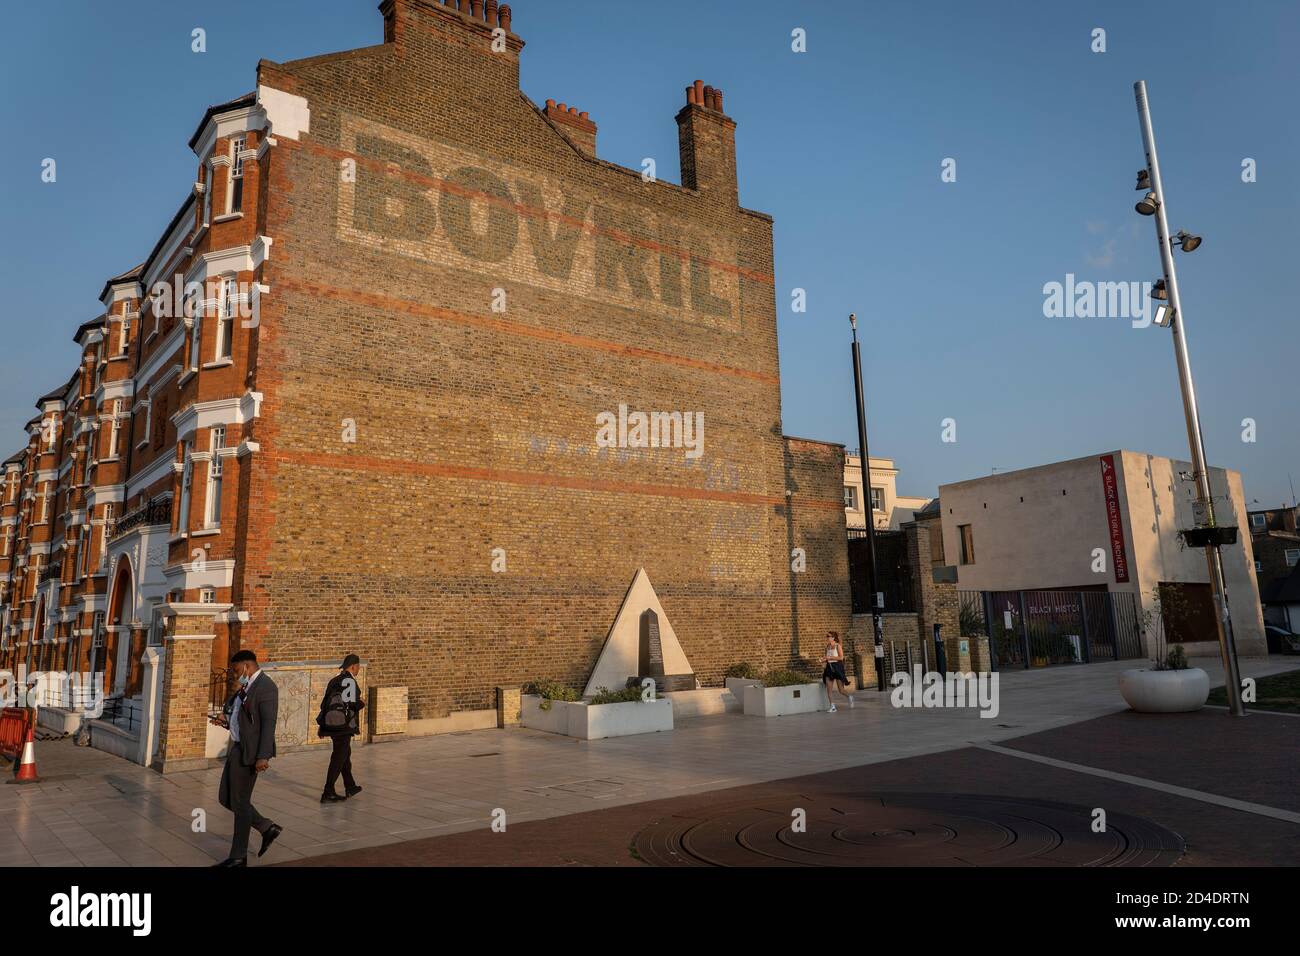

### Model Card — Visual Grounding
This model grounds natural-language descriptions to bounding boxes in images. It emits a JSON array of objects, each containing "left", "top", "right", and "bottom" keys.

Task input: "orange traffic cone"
[{"left": 8, "top": 717, "right": 40, "bottom": 784}]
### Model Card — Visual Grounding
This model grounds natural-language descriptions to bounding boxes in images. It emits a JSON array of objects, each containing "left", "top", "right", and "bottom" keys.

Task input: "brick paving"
[{"left": 1, "top": 657, "right": 1296, "bottom": 866}]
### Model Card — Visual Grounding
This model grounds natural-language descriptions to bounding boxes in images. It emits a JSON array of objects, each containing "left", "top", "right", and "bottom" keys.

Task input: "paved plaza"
[{"left": 2, "top": 656, "right": 1297, "bottom": 867}]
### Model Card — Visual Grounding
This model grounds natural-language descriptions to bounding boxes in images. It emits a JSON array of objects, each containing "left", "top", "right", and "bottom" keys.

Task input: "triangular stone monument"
[{"left": 584, "top": 568, "right": 695, "bottom": 697}]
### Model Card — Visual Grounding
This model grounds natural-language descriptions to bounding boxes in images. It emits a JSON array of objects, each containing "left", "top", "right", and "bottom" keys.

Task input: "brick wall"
[{"left": 234, "top": 1, "right": 858, "bottom": 720}]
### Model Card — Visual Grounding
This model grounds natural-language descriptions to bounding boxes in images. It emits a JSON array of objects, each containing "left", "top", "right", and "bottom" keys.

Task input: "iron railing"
[
  {"left": 109, "top": 494, "right": 172, "bottom": 542},
  {"left": 209, "top": 668, "right": 231, "bottom": 716},
  {"left": 958, "top": 588, "right": 1144, "bottom": 670},
  {"left": 847, "top": 530, "right": 916, "bottom": 613}
]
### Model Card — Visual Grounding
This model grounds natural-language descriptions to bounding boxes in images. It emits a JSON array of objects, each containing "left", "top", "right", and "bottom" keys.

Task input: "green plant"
[
  {"left": 1164, "top": 643, "right": 1188, "bottom": 671},
  {"left": 522, "top": 680, "right": 580, "bottom": 711},
  {"left": 959, "top": 602, "right": 985, "bottom": 638},
  {"left": 588, "top": 685, "right": 644, "bottom": 705},
  {"left": 761, "top": 669, "right": 812, "bottom": 688},
  {"left": 724, "top": 662, "right": 757, "bottom": 680}
]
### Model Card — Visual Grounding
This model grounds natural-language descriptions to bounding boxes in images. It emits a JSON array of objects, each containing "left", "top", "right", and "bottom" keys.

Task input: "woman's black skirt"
[{"left": 822, "top": 661, "right": 848, "bottom": 683}]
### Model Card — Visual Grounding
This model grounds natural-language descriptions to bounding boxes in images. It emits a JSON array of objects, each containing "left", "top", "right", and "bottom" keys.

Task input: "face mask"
[{"left": 238, "top": 675, "right": 250, "bottom": 687}]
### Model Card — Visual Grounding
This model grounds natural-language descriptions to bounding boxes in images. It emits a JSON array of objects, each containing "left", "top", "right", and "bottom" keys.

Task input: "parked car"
[{"left": 1264, "top": 624, "right": 1300, "bottom": 655}]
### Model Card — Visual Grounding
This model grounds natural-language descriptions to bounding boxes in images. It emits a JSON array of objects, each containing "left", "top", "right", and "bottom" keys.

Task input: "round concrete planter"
[{"left": 1118, "top": 667, "right": 1209, "bottom": 713}]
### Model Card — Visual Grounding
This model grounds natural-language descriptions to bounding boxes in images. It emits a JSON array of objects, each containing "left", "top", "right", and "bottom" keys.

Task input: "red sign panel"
[{"left": 1099, "top": 454, "right": 1130, "bottom": 583}]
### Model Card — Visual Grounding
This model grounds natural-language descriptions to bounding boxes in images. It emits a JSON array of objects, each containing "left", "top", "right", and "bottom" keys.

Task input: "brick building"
[{"left": 0, "top": 0, "right": 907, "bottom": 769}]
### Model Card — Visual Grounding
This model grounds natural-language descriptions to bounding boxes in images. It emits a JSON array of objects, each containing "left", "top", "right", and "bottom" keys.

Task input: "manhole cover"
[{"left": 633, "top": 792, "right": 1184, "bottom": 867}]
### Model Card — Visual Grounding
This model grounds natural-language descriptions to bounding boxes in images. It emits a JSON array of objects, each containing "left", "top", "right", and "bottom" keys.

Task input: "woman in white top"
[{"left": 822, "top": 631, "right": 854, "bottom": 712}]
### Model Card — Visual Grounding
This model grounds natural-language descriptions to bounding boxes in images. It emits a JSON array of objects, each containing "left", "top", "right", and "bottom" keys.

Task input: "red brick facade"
[{"left": 1, "top": 1, "right": 863, "bottom": 758}]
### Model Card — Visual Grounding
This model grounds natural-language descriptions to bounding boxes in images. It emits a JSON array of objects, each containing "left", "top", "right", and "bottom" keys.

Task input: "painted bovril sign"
[{"left": 334, "top": 112, "right": 743, "bottom": 328}]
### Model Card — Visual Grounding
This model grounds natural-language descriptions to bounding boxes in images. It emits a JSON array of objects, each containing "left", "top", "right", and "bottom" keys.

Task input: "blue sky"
[{"left": 1, "top": 0, "right": 1296, "bottom": 507}]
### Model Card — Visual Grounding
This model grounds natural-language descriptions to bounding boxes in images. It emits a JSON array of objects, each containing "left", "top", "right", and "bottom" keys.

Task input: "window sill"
[
  {"left": 202, "top": 358, "right": 234, "bottom": 370},
  {"left": 168, "top": 533, "right": 188, "bottom": 544},
  {"left": 178, "top": 369, "right": 196, "bottom": 387},
  {"left": 190, "top": 527, "right": 220, "bottom": 538},
  {"left": 214, "top": 212, "right": 243, "bottom": 224},
  {"left": 107, "top": 355, "right": 129, "bottom": 363}
]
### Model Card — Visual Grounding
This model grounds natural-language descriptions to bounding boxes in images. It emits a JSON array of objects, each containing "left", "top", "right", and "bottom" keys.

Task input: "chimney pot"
[
  {"left": 704, "top": 85, "right": 716, "bottom": 110},
  {"left": 470, "top": 0, "right": 483, "bottom": 18},
  {"left": 557, "top": 102, "right": 566, "bottom": 112},
  {"left": 685, "top": 85, "right": 695, "bottom": 105},
  {"left": 714, "top": 88, "right": 724, "bottom": 112},
  {"left": 499, "top": 3, "right": 512, "bottom": 31},
  {"left": 546, "top": 98, "right": 556, "bottom": 110},
  {"left": 486, "top": 0, "right": 498, "bottom": 21},
  {"left": 693, "top": 79, "right": 705, "bottom": 105},
  {"left": 579, "top": 110, "right": 589, "bottom": 119}
]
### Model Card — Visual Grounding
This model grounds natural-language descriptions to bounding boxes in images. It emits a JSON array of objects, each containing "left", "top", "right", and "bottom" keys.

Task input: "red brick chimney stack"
[
  {"left": 676, "top": 77, "right": 737, "bottom": 202},
  {"left": 544, "top": 97, "right": 597, "bottom": 157}
]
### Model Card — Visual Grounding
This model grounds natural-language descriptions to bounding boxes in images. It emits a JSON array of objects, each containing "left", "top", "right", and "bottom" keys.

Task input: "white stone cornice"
[
  {"left": 171, "top": 390, "right": 263, "bottom": 442},
  {"left": 257, "top": 86, "right": 309, "bottom": 142},
  {"left": 191, "top": 104, "right": 263, "bottom": 161}
]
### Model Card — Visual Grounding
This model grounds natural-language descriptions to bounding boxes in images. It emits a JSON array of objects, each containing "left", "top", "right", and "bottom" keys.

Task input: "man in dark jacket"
[
  {"left": 317, "top": 653, "right": 365, "bottom": 802},
  {"left": 211, "top": 650, "right": 282, "bottom": 866}
]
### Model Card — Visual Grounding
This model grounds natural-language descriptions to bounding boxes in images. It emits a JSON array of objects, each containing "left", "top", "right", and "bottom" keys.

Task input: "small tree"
[{"left": 1139, "top": 585, "right": 1189, "bottom": 671}]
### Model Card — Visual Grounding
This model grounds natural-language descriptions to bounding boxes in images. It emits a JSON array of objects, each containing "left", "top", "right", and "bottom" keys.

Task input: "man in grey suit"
[{"left": 211, "top": 650, "right": 282, "bottom": 866}]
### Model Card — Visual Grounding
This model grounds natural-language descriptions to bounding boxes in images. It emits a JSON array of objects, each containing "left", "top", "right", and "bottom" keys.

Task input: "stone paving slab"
[
  {"left": 287, "top": 722, "right": 1300, "bottom": 867},
  {"left": 0, "top": 656, "right": 1295, "bottom": 866}
]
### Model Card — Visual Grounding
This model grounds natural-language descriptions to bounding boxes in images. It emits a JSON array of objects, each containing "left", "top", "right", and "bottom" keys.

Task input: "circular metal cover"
[{"left": 632, "top": 792, "right": 1185, "bottom": 867}]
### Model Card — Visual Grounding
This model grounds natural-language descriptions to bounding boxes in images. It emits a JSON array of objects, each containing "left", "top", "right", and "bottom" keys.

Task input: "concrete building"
[
  {"left": 0, "top": 0, "right": 884, "bottom": 769},
  {"left": 937, "top": 450, "right": 1267, "bottom": 659},
  {"left": 843, "top": 454, "right": 931, "bottom": 532}
]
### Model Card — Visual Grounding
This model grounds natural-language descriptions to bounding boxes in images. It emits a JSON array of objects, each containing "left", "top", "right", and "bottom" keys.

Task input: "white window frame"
[
  {"left": 200, "top": 588, "right": 216, "bottom": 605},
  {"left": 118, "top": 301, "right": 131, "bottom": 355},
  {"left": 178, "top": 441, "right": 194, "bottom": 533},
  {"left": 227, "top": 137, "right": 246, "bottom": 214},
  {"left": 107, "top": 399, "right": 122, "bottom": 458},
  {"left": 37, "top": 482, "right": 50, "bottom": 524},
  {"left": 870, "top": 486, "right": 885, "bottom": 513},
  {"left": 1286, "top": 549, "right": 1300, "bottom": 568},
  {"left": 843, "top": 486, "right": 857, "bottom": 510},
  {"left": 189, "top": 304, "right": 203, "bottom": 371},
  {"left": 100, "top": 504, "right": 113, "bottom": 566},
  {"left": 216, "top": 276, "right": 236, "bottom": 361},
  {"left": 202, "top": 161, "right": 213, "bottom": 227},
  {"left": 1251, "top": 514, "right": 1266, "bottom": 528},
  {"left": 204, "top": 427, "right": 225, "bottom": 529}
]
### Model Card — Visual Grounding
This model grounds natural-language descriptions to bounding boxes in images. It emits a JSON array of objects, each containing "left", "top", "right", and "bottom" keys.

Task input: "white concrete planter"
[
  {"left": 725, "top": 677, "right": 763, "bottom": 702},
  {"left": 664, "top": 688, "right": 739, "bottom": 719},
  {"left": 520, "top": 694, "right": 673, "bottom": 740},
  {"left": 1118, "top": 667, "right": 1209, "bottom": 713},
  {"left": 743, "top": 681, "right": 828, "bottom": 717},
  {"left": 520, "top": 694, "right": 574, "bottom": 736},
  {"left": 575, "top": 698, "right": 673, "bottom": 739}
]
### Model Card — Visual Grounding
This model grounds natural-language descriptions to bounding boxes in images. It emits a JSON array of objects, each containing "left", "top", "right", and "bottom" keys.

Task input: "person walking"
[
  {"left": 210, "top": 650, "right": 282, "bottom": 867},
  {"left": 317, "top": 653, "right": 365, "bottom": 803},
  {"left": 822, "top": 631, "right": 855, "bottom": 713}
]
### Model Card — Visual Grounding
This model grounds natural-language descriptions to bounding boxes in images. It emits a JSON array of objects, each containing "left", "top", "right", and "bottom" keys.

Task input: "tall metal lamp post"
[
  {"left": 849, "top": 313, "right": 885, "bottom": 691},
  {"left": 1132, "top": 80, "right": 1245, "bottom": 716}
]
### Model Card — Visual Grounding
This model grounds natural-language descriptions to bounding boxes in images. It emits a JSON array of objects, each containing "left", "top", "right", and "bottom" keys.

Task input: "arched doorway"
[{"left": 104, "top": 557, "right": 134, "bottom": 695}]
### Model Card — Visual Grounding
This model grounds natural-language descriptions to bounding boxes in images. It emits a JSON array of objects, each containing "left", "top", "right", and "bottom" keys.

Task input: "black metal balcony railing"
[
  {"left": 39, "top": 562, "right": 62, "bottom": 583},
  {"left": 109, "top": 494, "right": 172, "bottom": 542}
]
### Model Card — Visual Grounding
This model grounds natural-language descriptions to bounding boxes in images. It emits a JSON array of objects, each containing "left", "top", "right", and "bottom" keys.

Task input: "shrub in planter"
[
  {"left": 725, "top": 662, "right": 758, "bottom": 680},
  {"left": 522, "top": 680, "right": 580, "bottom": 711},
  {"left": 589, "top": 685, "right": 644, "bottom": 705},
  {"left": 761, "top": 668, "right": 811, "bottom": 688}
]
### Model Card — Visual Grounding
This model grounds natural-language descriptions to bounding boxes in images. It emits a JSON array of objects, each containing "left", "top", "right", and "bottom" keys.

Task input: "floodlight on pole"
[
  {"left": 1174, "top": 229, "right": 1202, "bottom": 252},
  {"left": 1133, "top": 79, "right": 1245, "bottom": 716}
]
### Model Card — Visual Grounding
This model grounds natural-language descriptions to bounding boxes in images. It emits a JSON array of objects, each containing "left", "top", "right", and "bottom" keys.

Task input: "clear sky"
[{"left": 1, "top": 0, "right": 1296, "bottom": 508}]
